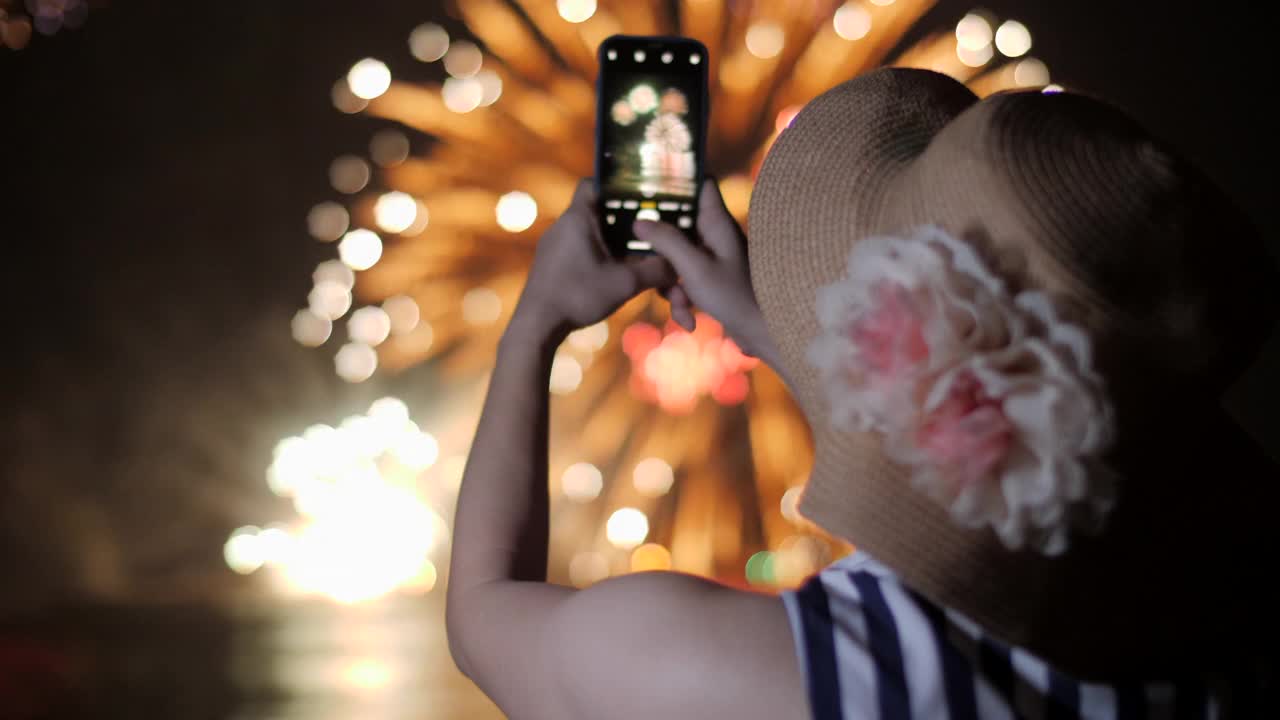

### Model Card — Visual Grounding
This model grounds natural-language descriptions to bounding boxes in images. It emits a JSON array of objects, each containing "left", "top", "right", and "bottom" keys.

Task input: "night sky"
[{"left": 4, "top": 0, "right": 1276, "bottom": 608}]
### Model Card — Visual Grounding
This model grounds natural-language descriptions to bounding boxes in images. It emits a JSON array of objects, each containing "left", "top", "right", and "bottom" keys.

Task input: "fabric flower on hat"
[
  {"left": 806, "top": 227, "right": 1017, "bottom": 432},
  {"left": 806, "top": 226, "right": 1116, "bottom": 554}
]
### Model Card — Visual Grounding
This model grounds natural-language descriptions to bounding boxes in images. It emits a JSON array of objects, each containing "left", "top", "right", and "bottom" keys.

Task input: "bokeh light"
[
  {"left": 267, "top": 437, "right": 310, "bottom": 497},
  {"left": 2, "top": 16, "right": 33, "bottom": 50},
  {"left": 338, "top": 229, "right": 383, "bottom": 271},
  {"left": 549, "top": 354, "right": 584, "bottom": 394},
  {"left": 606, "top": 508, "right": 649, "bottom": 549},
  {"left": 232, "top": 398, "right": 453, "bottom": 602},
  {"left": 773, "top": 535, "right": 824, "bottom": 586},
  {"left": 256, "top": 525, "right": 294, "bottom": 567},
  {"left": 348, "top": 306, "right": 392, "bottom": 346},
  {"left": 955, "top": 13, "right": 993, "bottom": 52},
  {"left": 632, "top": 457, "right": 674, "bottom": 497},
  {"left": 780, "top": 486, "right": 804, "bottom": 523},
  {"left": 370, "top": 129, "right": 411, "bottom": 167},
  {"left": 402, "top": 200, "right": 431, "bottom": 235},
  {"left": 392, "top": 429, "right": 439, "bottom": 471},
  {"left": 383, "top": 295, "right": 420, "bottom": 335},
  {"left": 291, "top": 308, "right": 333, "bottom": 347},
  {"left": 630, "top": 543, "right": 672, "bottom": 573},
  {"left": 369, "top": 396, "right": 410, "bottom": 422},
  {"left": 281, "top": 497, "right": 440, "bottom": 603},
  {"left": 556, "top": 0, "right": 597, "bottom": 24},
  {"left": 1013, "top": 57, "right": 1050, "bottom": 86},
  {"left": 833, "top": 3, "right": 872, "bottom": 41},
  {"left": 957, "top": 43, "right": 995, "bottom": 68},
  {"left": 745, "top": 22, "right": 785, "bottom": 59},
  {"left": 474, "top": 69, "right": 503, "bottom": 106},
  {"left": 343, "top": 659, "right": 393, "bottom": 690},
  {"left": 775, "top": 105, "right": 802, "bottom": 133},
  {"left": 313, "top": 259, "right": 355, "bottom": 289},
  {"left": 224, "top": 526, "right": 265, "bottom": 574},
  {"left": 331, "top": 79, "right": 369, "bottom": 114},
  {"left": 335, "top": 342, "right": 378, "bottom": 383},
  {"left": 374, "top": 191, "right": 420, "bottom": 234},
  {"left": 995, "top": 20, "right": 1032, "bottom": 57},
  {"left": 329, "top": 155, "right": 371, "bottom": 194},
  {"left": 567, "top": 321, "right": 609, "bottom": 352},
  {"left": 622, "top": 314, "right": 759, "bottom": 414},
  {"left": 398, "top": 321, "right": 434, "bottom": 355},
  {"left": 442, "top": 76, "right": 484, "bottom": 113},
  {"left": 347, "top": 58, "right": 392, "bottom": 100},
  {"left": 409, "top": 23, "right": 449, "bottom": 62},
  {"left": 461, "top": 287, "right": 502, "bottom": 326},
  {"left": 495, "top": 191, "right": 538, "bottom": 232},
  {"left": 443, "top": 40, "right": 483, "bottom": 78},
  {"left": 561, "top": 462, "right": 603, "bottom": 502},
  {"left": 307, "top": 201, "right": 350, "bottom": 242},
  {"left": 745, "top": 550, "right": 776, "bottom": 585},
  {"left": 406, "top": 560, "right": 439, "bottom": 593},
  {"left": 308, "top": 280, "right": 353, "bottom": 321}
]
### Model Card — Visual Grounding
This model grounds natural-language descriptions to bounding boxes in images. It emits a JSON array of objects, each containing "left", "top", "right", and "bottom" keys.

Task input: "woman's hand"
[
  {"left": 634, "top": 179, "right": 782, "bottom": 369},
  {"left": 514, "top": 180, "right": 678, "bottom": 339}
]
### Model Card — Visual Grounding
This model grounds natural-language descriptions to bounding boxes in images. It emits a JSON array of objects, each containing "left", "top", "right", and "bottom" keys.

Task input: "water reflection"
[
  {"left": 1, "top": 591, "right": 500, "bottom": 720},
  {"left": 229, "top": 592, "right": 500, "bottom": 720}
]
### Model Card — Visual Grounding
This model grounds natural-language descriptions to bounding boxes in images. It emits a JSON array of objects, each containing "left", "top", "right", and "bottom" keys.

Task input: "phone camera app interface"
[{"left": 600, "top": 42, "right": 703, "bottom": 252}]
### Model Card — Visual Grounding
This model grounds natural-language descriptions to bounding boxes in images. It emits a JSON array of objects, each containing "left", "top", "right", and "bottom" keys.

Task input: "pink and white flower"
[
  {"left": 806, "top": 226, "right": 1116, "bottom": 554},
  {"left": 806, "top": 227, "right": 1017, "bottom": 432}
]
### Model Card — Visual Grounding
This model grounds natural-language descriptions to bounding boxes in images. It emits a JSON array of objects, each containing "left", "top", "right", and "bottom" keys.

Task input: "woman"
[{"left": 446, "top": 69, "right": 1278, "bottom": 719}]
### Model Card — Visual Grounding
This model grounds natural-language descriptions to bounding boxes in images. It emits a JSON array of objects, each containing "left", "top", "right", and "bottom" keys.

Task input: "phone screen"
[{"left": 595, "top": 35, "right": 708, "bottom": 256}]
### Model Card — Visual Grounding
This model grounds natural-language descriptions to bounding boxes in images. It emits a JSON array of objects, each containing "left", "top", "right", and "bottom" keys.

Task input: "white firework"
[
  {"left": 644, "top": 113, "right": 692, "bottom": 153},
  {"left": 627, "top": 83, "right": 658, "bottom": 114},
  {"left": 611, "top": 99, "right": 636, "bottom": 126}
]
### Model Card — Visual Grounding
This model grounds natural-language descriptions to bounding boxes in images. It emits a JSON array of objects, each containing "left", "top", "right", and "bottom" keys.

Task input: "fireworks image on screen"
[{"left": 607, "top": 82, "right": 696, "bottom": 197}]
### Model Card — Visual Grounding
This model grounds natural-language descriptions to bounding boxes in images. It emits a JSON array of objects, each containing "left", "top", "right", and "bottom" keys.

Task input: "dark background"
[{"left": 3, "top": 0, "right": 1276, "bottom": 608}]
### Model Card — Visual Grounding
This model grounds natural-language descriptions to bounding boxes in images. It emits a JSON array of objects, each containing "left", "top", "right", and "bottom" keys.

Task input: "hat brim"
[{"left": 749, "top": 67, "right": 1280, "bottom": 678}]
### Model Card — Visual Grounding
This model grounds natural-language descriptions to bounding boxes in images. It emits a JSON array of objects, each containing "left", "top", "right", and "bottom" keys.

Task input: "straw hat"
[{"left": 749, "top": 68, "right": 1279, "bottom": 680}]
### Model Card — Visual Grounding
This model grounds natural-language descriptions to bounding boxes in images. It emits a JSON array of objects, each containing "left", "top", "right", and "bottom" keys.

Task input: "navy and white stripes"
[{"left": 780, "top": 553, "right": 1234, "bottom": 720}]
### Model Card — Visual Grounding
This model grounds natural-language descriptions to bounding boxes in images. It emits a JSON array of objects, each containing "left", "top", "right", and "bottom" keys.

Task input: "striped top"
[{"left": 780, "top": 552, "right": 1253, "bottom": 719}]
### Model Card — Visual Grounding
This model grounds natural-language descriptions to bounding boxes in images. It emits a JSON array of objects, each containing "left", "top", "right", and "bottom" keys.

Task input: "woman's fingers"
[
  {"left": 696, "top": 178, "right": 744, "bottom": 260},
  {"left": 659, "top": 282, "right": 696, "bottom": 331},
  {"left": 634, "top": 220, "right": 710, "bottom": 279},
  {"left": 673, "top": 286, "right": 696, "bottom": 331}
]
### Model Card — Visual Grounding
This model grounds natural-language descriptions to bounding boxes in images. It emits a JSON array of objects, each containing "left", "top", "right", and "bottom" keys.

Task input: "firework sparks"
[{"left": 277, "top": 0, "right": 1049, "bottom": 598}]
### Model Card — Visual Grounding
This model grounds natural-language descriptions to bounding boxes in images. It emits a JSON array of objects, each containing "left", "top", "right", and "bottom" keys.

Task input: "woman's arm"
[
  {"left": 445, "top": 308, "right": 805, "bottom": 720},
  {"left": 444, "top": 181, "right": 806, "bottom": 719},
  {"left": 444, "top": 306, "right": 571, "bottom": 682}
]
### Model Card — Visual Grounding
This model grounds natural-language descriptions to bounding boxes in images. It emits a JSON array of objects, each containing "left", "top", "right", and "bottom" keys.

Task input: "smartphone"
[{"left": 595, "top": 34, "right": 709, "bottom": 257}]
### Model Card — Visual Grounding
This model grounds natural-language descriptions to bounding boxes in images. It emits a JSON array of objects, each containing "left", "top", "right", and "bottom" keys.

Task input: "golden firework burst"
[{"left": 292, "top": 0, "right": 1053, "bottom": 593}]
